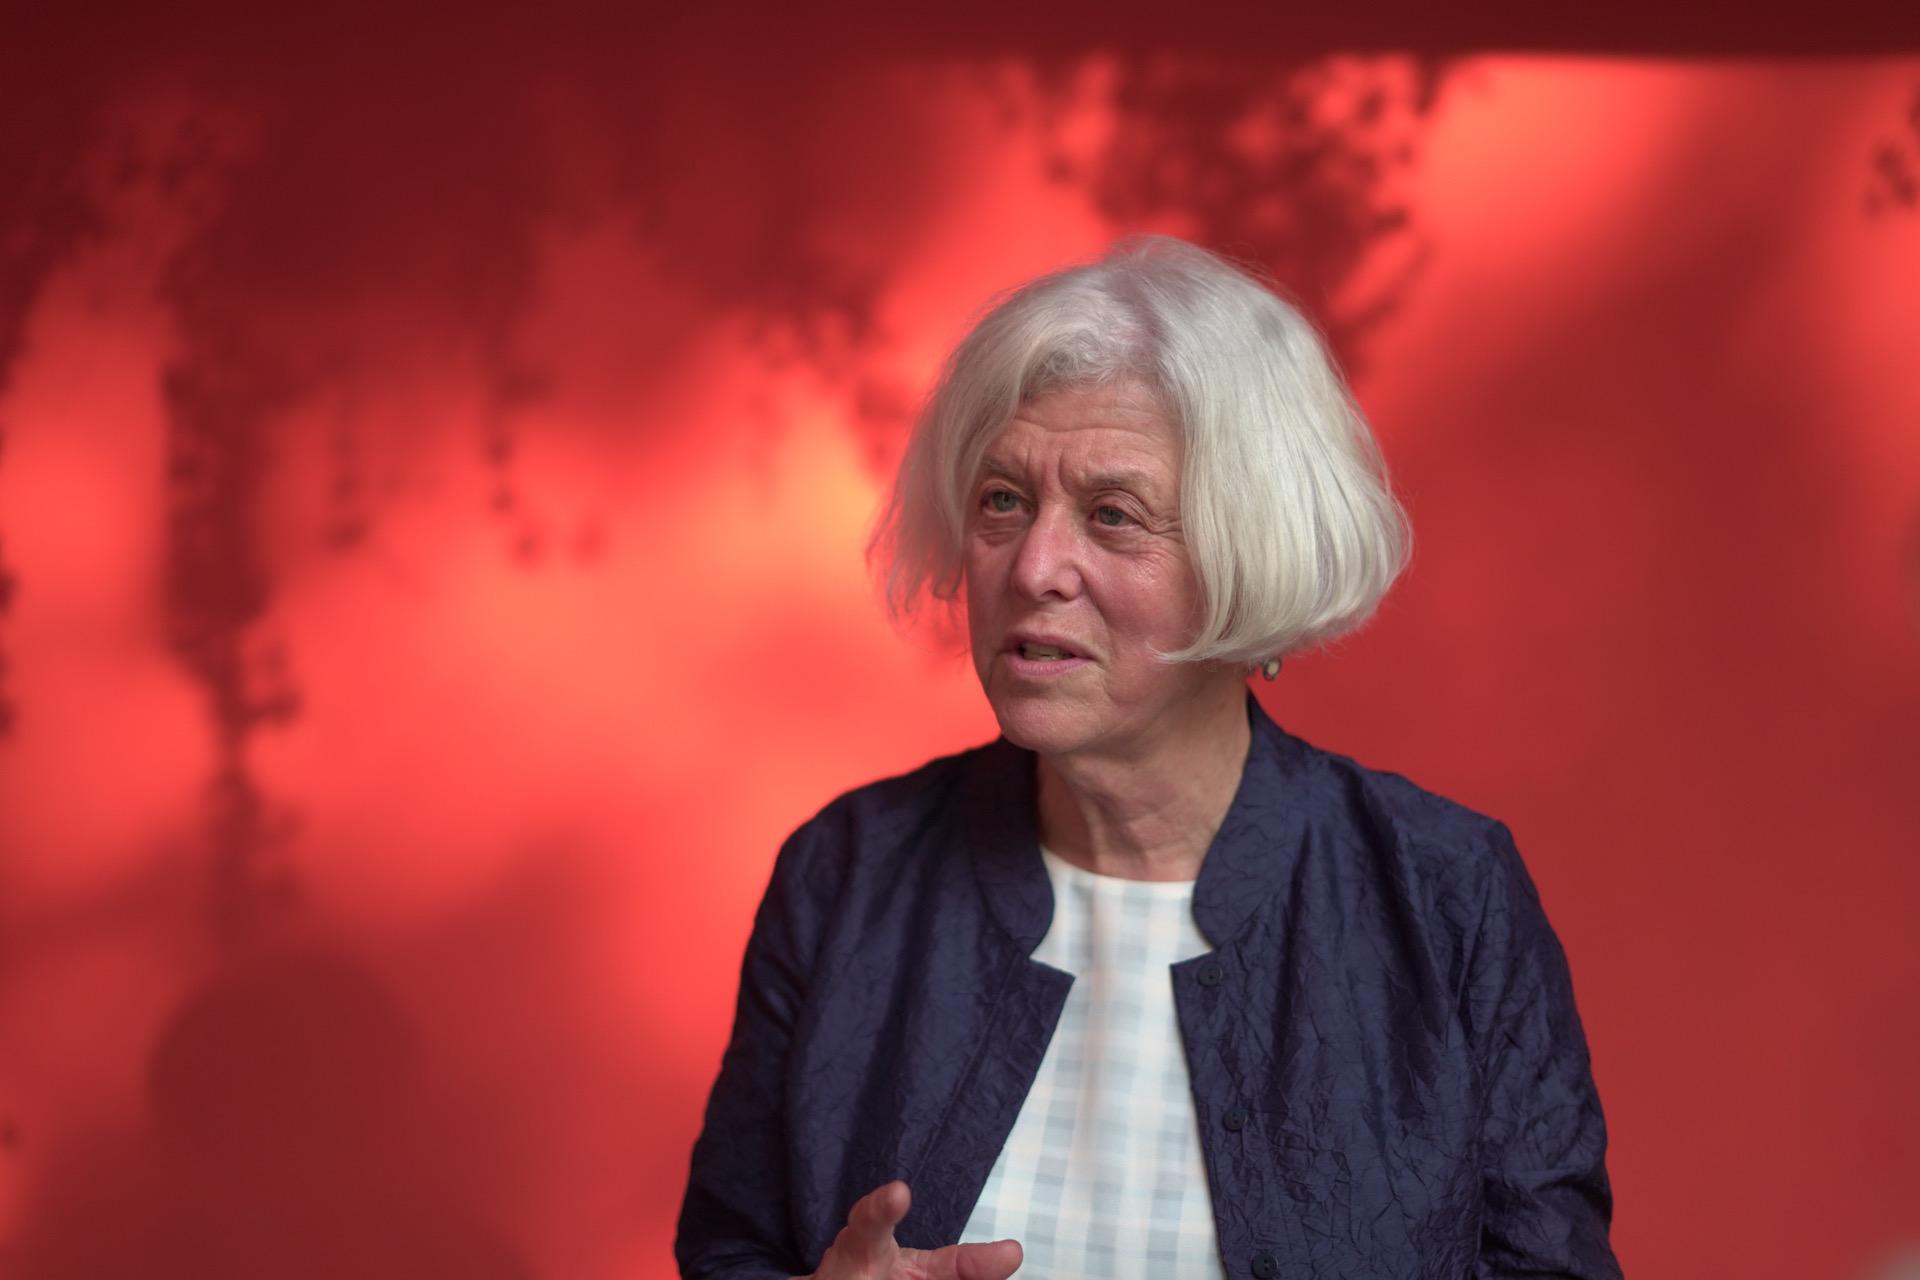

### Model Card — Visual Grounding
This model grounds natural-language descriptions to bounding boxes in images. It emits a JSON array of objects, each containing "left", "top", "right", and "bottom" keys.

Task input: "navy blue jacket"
[{"left": 676, "top": 694, "right": 1621, "bottom": 1279}]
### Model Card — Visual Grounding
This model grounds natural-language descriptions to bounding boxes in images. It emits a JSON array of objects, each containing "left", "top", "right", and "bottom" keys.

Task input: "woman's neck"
[{"left": 1035, "top": 683, "right": 1253, "bottom": 881}]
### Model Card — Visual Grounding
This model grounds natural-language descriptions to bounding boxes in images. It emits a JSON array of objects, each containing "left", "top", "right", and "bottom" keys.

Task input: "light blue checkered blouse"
[{"left": 957, "top": 845, "right": 1227, "bottom": 1279}]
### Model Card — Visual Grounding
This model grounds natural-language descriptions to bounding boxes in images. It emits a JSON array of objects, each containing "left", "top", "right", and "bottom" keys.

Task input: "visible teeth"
[{"left": 1021, "top": 643, "right": 1070, "bottom": 660}]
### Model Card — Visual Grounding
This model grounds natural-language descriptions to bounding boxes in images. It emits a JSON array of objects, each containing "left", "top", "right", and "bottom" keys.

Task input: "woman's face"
[{"left": 963, "top": 380, "right": 1220, "bottom": 760}]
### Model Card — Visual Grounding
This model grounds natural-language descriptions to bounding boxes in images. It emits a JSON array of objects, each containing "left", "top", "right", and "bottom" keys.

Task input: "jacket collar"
[{"left": 964, "top": 691, "right": 1313, "bottom": 951}]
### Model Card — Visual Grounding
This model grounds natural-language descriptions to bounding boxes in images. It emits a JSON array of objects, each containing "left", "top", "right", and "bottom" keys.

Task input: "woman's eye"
[
  {"left": 1094, "top": 505, "right": 1129, "bottom": 527},
  {"left": 984, "top": 489, "right": 1021, "bottom": 514}
]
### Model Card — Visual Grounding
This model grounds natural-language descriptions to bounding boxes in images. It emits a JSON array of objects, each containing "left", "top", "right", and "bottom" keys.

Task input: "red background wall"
[{"left": 2, "top": 8, "right": 1918, "bottom": 1278}]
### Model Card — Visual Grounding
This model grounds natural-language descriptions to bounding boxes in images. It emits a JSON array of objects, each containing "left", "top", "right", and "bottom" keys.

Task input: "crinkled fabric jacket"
[{"left": 676, "top": 695, "right": 1622, "bottom": 1279}]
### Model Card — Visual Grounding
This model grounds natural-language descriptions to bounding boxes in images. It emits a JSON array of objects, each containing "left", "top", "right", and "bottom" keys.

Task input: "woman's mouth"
[{"left": 1003, "top": 639, "right": 1093, "bottom": 678}]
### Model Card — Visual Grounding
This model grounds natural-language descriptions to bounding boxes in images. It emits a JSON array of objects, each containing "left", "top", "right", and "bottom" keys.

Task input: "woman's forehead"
[
  {"left": 978, "top": 440, "right": 1173, "bottom": 493},
  {"left": 981, "top": 384, "right": 1182, "bottom": 480}
]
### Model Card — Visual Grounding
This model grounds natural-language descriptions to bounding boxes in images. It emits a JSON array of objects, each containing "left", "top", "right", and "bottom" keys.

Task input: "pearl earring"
[{"left": 1261, "top": 658, "right": 1281, "bottom": 680}]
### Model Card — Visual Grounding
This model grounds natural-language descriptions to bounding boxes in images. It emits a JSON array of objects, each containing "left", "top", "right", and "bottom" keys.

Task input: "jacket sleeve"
[
  {"left": 676, "top": 814, "right": 841, "bottom": 1280},
  {"left": 1467, "top": 821, "right": 1624, "bottom": 1279}
]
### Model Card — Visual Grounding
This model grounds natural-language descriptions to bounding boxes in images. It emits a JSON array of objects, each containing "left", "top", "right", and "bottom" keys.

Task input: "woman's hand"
[{"left": 798, "top": 1180, "right": 1023, "bottom": 1280}]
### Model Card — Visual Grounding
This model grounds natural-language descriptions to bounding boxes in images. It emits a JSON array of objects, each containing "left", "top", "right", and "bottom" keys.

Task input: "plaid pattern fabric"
[{"left": 956, "top": 845, "right": 1226, "bottom": 1279}]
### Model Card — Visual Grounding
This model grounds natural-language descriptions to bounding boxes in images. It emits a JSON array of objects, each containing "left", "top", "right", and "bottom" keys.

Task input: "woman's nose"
[{"left": 1009, "top": 505, "right": 1084, "bottom": 601}]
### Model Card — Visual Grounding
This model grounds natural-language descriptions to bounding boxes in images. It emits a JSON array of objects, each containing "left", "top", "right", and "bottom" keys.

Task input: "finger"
[
  {"left": 899, "top": 1239, "right": 1023, "bottom": 1280},
  {"left": 844, "top": 1180, "right": 910, "bottom": 1267}
]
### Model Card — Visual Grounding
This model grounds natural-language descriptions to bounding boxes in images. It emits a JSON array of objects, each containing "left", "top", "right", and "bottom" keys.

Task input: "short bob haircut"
[{"left": 869, "top": 234, "right": 1412, "bottom": 666}]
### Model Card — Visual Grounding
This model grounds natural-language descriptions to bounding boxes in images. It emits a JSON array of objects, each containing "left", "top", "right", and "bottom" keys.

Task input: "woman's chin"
[{"left": 987, "top": 696, "right": 1100, "bottom": 757}]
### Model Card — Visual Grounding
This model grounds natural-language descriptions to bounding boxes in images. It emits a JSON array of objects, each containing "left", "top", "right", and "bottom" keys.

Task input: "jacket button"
[
  {"left": 1198, "top": 960, "right": 1224, "bottom": 987},
  {"left": 1223, "top": 1105, "right": 1249, "bottom": 1132},
  {"left": 1250, "top": 1251, "right": 1278, "bottom": 1278}
]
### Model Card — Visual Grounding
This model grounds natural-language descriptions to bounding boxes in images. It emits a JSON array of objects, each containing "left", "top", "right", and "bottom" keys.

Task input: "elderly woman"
[{"left": 676, "top": 237, "right": 1621, "bottom": 1279}]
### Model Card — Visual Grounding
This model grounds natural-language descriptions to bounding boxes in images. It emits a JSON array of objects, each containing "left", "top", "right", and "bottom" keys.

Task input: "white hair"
[{"left": 868, "top": 234, "right": 1412, "bottom": 665}]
